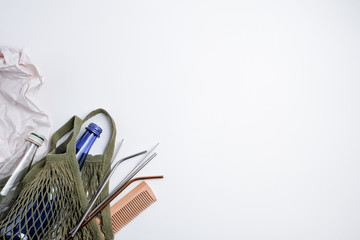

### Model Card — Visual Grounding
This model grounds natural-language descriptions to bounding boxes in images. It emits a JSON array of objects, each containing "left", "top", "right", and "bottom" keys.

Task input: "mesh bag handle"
[
  {"left": 82, "top": 108, "right": 116, "bottom": 162},
  {"left": 49, "top": 108, "right": 116, "bottom": 159}
]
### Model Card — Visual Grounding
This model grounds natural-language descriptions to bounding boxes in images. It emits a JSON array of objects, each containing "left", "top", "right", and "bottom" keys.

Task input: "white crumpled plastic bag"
[{"left": 0, "top": 47, "right": 50, "bottom": 179}]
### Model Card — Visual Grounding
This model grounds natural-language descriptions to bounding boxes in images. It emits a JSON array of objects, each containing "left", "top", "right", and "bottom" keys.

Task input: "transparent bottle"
[
  {"left": 0, "top": 133, "right": 44, "bottom": 219},
  {"left": 0, "top": 124, "right": 102, "bottom": 240}
]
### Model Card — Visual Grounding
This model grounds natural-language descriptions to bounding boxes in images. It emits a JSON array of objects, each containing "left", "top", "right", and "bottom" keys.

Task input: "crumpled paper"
[{"left": 0, "top": 47, "right": 50, "bottom": 179}]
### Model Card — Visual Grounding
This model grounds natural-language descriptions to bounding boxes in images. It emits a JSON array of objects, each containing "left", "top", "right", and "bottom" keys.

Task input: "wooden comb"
[
  {"left": 68, "top": 176, "right": 162, "bottom": 240},
  {"left": 110, "top": 181, "right": 157, "bottom": 233}
]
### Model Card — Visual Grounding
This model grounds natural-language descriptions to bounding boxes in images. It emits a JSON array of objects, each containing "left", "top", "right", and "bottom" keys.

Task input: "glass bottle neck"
[{"left": 76, "top": 131, "right": 98, "bottom": 170}]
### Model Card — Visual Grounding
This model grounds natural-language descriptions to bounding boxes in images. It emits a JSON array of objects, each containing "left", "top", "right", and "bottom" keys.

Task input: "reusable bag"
[{"left": 0, "top": 108, "right": 116, "bottom": 240}]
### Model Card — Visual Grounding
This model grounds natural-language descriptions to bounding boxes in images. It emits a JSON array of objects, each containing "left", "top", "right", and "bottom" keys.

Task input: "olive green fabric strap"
[
  {"left": 49, "top": 115, "right": 82, "bottom": 154},
  {"left": 83, "top": 108, "right": 117, "bottom": 162},
  {"left": 49, "top": 108, "right": 116, "bottom": 160}
]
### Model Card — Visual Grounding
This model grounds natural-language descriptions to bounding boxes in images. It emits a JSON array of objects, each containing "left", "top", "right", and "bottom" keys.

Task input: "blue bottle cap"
[{"left": 86, "top": 123, "right": 102, "bottom": 137}]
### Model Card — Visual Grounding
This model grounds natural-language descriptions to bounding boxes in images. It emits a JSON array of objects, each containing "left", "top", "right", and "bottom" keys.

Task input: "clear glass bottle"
[
  {"left": 0, "top": 133, "right": 44, "bottom": 219},
  {"left": 0, "top": 123, "right": 102, "bottom": 240}
]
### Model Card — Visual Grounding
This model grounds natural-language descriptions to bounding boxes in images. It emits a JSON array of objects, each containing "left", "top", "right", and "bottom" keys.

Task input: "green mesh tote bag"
[{"left": 0, "top": 108, "right": 116, "bottom": 240}]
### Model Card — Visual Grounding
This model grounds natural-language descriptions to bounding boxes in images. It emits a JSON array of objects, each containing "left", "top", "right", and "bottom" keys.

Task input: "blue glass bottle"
[
  {"left": 76, "top": 123, "right": 102, "bottom": 170},
  {"left": 1, "top": 123, "right": 102, "bottom": 240}
]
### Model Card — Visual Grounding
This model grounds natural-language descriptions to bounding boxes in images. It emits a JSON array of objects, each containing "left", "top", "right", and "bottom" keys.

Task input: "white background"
[{"left": 2, "top": 0, "right": 360, "bottom": 239}]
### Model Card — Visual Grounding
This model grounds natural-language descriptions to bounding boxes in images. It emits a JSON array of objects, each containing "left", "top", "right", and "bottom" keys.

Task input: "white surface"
[{"left": 1, "top": 1, "right": 360, "bottom": 239}]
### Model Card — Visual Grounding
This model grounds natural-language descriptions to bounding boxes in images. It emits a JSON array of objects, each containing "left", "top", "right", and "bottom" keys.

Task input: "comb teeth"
[{"left": 110, "top": 181, "right": 157, "bottom": 233}]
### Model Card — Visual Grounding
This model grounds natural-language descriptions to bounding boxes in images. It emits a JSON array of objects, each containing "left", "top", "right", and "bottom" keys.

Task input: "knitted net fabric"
[
  {"left": 0, "top": 109, "right": 115, "bottom": 240},
  {"left": 0, "top": 158, "right": 107, "bottom": 240}
]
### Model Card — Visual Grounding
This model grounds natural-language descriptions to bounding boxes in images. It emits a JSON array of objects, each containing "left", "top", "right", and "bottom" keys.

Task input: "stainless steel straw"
[
  {"left": 87, "top": 152, "right": 157, "bottom": 220},
  {"left": 91, "top": 139, "right": 123, "bottom": 204},
  {"left": 111, "top": 139, "right": 124, "bottom": 165},
  {"left": 65, "top": 174, "right": 163, "bottom": 240},
  {"left": 96, "top": 139, "right": 124, "bottom": 195},
  {"left": 86, "top": 143, "right": 141, "bottom": 214},
  {"left": 70, "top": 150, "right": 147, "bottom": 236},
  {"left": 103, "top": 143, "right": 159, "bottom": 206},
  {"left": 70, "top": 143, "right": 159, "bottom": 237}
]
